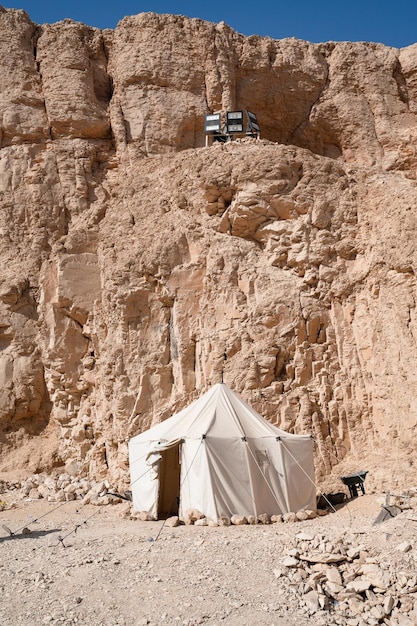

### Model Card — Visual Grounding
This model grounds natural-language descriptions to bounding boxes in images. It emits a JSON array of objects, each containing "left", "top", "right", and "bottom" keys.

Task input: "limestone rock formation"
[{"left": 1, "top": 6, "right": 417, "bottom": 490}]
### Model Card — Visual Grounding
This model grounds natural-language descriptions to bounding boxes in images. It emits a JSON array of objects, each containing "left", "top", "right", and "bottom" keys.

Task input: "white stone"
[
  {"left": 325, "top": 567, "right": 343, "bottom": 585},
  {"left": 64, "top": 459, "right": 79, "bottom": 476},
  {"left": 303, "top": 589, "right": 319, "bottom": 611},
  {"left": 134, "top": 511, "right": 154, "bottom": 521},
  {"left": 347, "top": 597, "right": 364, "bottom": 614},
  {"left": 300, "top": 553, "right": 348, "bottom": 564},
  {"left": 325, "top": 581, "right": 343, "bottom": 595},
  {"left": 382, "top": 595, "right": 395, "bottom": 615},
  {"left": 296, "top": 532, "right": 314, "bottom": 541},
  {"left": 370, "top": 605, "right": 385, "bottom": 620},
  {"left": 346, "top": 578, "right": 372, "bottom": 593},
  {"left": 346, "top": 547, "right": 361, "bottom": 559},
  {"left": 37, "top": 484, "right": 50, "bottom": 498},
  {"left": 64, "top": 483, "right": 77, "bottom": 494},
  {"left": 183, "top": 508, "right": 205, "bottom": 525},
  {"left": 28, "top": 488, "right": 41, "bottom": 500},
  {"left": 366, "top": 573, "right": 390, "bottom": 590},
  {"left": 396, "top": 541, "right": 412, "bottom": 553}
]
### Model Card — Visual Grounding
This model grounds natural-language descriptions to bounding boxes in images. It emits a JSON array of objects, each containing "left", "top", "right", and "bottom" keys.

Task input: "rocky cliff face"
[{"left": 1, "top": 6, "right": 417, "bottom": 490}]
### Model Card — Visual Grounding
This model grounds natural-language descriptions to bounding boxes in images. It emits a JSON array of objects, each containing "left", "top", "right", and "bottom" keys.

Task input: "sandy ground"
[{"left": 0, "top": 494, "right": 415, "bottom": 626}]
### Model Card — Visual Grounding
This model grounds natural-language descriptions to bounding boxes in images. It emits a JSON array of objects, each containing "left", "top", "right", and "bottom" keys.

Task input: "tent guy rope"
[
  {"left": 54, "top": 507, "right": 103, "bottom": 548},
  {"left": 1, "top": 499, "right": 74, "bottom": 539}
]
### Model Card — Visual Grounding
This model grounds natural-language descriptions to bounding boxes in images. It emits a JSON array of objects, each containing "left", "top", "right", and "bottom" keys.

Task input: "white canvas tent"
[{"left": 128, "top": 383, "right": 316, "bottom": 520}]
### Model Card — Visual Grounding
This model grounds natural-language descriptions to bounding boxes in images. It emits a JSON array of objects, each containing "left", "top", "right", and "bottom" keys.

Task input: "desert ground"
[{"left": 1, "top": 491, "right": 416, "bottom": 626}]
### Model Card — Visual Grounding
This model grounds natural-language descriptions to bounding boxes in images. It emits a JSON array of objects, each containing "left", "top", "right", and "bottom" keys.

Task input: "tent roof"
[{"left": 130, "top": 382, "right": 310, "bottom": 443}]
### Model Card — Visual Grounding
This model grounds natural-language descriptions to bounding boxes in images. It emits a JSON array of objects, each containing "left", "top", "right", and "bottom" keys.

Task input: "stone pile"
[
  {"left": 0, "top": 479, "right": 20, "bottom": 494},
  {"left": 0, "top": 474, "right": 123, "bottom": 506},
  {"left": 277, "top": 530, "right": 417, "bottom": 625}
]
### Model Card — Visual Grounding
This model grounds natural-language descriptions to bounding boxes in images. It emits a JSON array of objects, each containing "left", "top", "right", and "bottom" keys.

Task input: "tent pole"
[{"left": 221, "top": 351, "right": 227, "bottom": 383}]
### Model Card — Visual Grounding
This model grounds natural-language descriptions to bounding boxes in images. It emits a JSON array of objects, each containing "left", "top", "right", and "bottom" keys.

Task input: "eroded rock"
[{"left": 0, "top": 7, "right": 417, "bottom": 498}]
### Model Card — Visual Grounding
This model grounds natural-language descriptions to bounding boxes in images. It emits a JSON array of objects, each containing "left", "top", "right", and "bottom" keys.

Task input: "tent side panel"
[
  {"left": 280, "top": 438, "right": 316, "bottom": 512},
  {"left": 204, "top": 437, "right": 255, "bottom": 517},
  {"left": 246, "top": 438, "right": 289, "bottom": 515},
  {"left": 179, "top": 439, "right": 218, "bottom": 521},
  {"left": 128, "top": 440, "right": 159, "bottom": 518}
]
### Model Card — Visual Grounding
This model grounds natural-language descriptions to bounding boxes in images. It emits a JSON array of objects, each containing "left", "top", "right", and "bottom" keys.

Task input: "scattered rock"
[
  {"left": 346, "top": 578, "right": 372, "bottom": 593},
  {"left": 206, "top": 518, "right": 219, "bottom": 527},
  {"left": 325, "top": 567, "right": 343, "bottom": 585},
  {"left": 28, "top": 488, "right": 41, "bottom": 500},
  {"left": 284, "top": 556, "right": 300, "bottom": 568},
  {"left": 118, "top": 504, "right": 132, "bottom": 518},
  {"left": 64, "top": 459, "right": 79, "bottom": 477},
  {"left": 296, "top": 532, "right": 314, "bottom": 541},
  {"left": 300, "top": 553, "right": 348, "bottom": 564},
  {"left": 183, "top": 509, "right": 205, "bottom": 525},
  {"left": 134, "top": 511, "right": 155, "bottom": 521},
  {"left": 396, "top": 541, "right": 412, "bottom": 553}
]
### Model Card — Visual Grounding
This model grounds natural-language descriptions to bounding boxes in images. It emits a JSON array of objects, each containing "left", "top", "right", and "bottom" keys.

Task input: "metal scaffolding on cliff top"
[{"left": 204, "top": 110, "right": 260, "bottom": 146}]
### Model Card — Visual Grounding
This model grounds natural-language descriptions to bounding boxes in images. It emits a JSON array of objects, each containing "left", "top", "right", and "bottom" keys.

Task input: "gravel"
[{"left": 0, "top": 493, "right": 416, "bottom": 625}]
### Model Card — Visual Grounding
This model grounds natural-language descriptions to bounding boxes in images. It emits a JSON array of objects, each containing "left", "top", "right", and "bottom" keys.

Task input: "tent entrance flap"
[{"left": 157, "top": 442, "right": 181, "bottom": 518}]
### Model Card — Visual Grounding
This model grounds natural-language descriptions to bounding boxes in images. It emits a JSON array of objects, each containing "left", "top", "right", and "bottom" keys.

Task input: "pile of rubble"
[
  {"left": 0, "top": 474, "right": 124, "bottom": 506},
  {"left": 277, "top": 530, "right": 417, "bottom": 625}
]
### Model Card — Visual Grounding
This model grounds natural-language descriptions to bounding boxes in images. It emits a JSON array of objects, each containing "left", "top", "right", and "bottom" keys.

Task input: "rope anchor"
[{"left": 2, "top": 524, "right": 14, "bottom": 537}]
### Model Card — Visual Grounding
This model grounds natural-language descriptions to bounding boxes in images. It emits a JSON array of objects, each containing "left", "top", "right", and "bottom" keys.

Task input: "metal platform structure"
[{"left": 204, "top": 110, "right": 260, "bottom": 146}]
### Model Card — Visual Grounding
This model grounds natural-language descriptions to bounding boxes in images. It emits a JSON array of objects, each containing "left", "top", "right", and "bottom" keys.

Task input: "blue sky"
[{"left": 2, "top": 0, "right": 417, "bottom": 48}]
